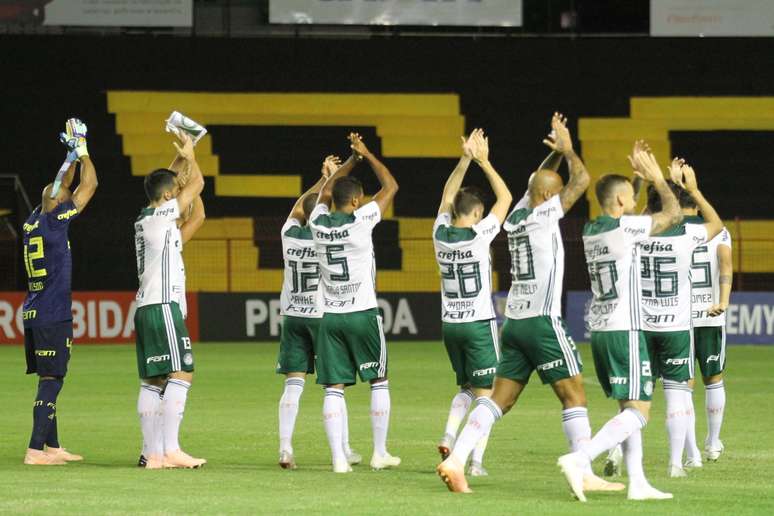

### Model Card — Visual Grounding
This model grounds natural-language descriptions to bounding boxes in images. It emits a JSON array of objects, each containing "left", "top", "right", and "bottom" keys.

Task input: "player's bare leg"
[
  {"left": 552, "top": 376, "right": 625, "bottom": 492},
  {"left": 279, "top": 372, "right": 305, "bottom": 470},
  {"left": 163, "top": 371, "right": 206, "bottom": 469}
]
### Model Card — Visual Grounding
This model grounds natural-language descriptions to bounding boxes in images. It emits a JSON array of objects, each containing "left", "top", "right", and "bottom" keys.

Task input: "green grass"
[{"left": 1, "top": 342, "right": 773, "bottom": 515}]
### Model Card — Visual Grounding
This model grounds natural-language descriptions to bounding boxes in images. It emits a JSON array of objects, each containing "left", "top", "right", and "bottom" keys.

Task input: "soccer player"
[
  {"left": 433, "top": 128, "right": 512, "bottom": 477},
  {"left": 22, "top": 118, "right": 97, "bottom": 465},
  {"left": 438, "top": 114, "right": 622, "bottom": 494},
  {"left": 134, "top": 130, "right": 206, "bottom": 469},
  {"left": 310, "top": 132, "right": 400, "bottom": 473},
  {"left": 686, "top": 192, "right": 733, "bottom": 463},
  {"left": 557, "top": 149, "right": 682, "bottom": 502},
  {"left": 276, "top": 154, "right": 361, "bottom": 470},
  {"left": 637, "top": 158, "right": 723, "bottom": 477}
]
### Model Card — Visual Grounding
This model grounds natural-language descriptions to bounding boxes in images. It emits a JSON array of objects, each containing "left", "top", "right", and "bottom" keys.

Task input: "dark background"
[{"left": 1, "top": 35, "right": 772, "bottom": 290}]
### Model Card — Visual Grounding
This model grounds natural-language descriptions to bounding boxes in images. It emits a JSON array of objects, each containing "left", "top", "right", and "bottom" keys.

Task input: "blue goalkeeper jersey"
[{"left": 22, "top": 200, "right": 79, "bottom": 328}]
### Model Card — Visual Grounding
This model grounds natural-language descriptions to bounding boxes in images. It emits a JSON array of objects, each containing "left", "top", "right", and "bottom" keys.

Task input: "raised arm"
[
  {"left": 542, "top": 113, "right": 590, "bottom": 213},
  {"left": 437, "top": 130, "right": 477, "bottom": 215},
  {"left": 180, "top": 196, "right": 205, "bottom": 244},
  {"left": 709, "top": 243, "right": 733, "bottom": 317},
  {"left": 673, "top": 162, "right": 723, "bottom": 241},
  {"left": 317, "top": 135, "right": 360, "bottom": 207},
  {"left": 632, "top": 151, "right": 682, "bottom": 235},
  {"left": 628, "top": 140, "right": 651, "bottom": 200},
  {"left": 60, "top": 161, "right": 78, "bottom": 190},
  {"left": 470, "top": 130, "right": 512, "bottom": 224},
  {"left": 350, "top": 133, "right": 398, "bottom": 215},
  {"left": 538, "top": 150, "right": 564, "bottom": 173},
  {"left": 173, "top": 133, "right": 204, "bottom": 216},
  {"left": 289, "top": 155, "right": 336, "bottom": 221},
  {"left": 71, "top": 156, "right": 98, "bottom": 213}
]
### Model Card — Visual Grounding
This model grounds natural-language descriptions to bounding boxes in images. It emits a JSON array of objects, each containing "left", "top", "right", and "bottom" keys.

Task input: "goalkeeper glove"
[{"left": 59, "top": 118, "right": 89, "bottom": 159}]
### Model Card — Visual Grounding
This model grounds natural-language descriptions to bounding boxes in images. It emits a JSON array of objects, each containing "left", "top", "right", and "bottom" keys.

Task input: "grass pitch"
[{"left": 0, "top": 342, "right": 772, "bottom": 515}]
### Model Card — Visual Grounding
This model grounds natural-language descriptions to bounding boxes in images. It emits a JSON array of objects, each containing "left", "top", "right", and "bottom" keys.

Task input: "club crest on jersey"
[
  {"left": 585, "top": 244, "right": 609, "bottom": 260},
  {"left": 641, "top": 241, "right": 673, "bottom": 254},
  {"left": 316, "top": 229, "right": 350, "bottom": 241},
  {"left": 287, "top": 247, "right": 317, "bottom": 259},
  {"left": 437, "top": 249, "right": 473, "bottom": 261}
]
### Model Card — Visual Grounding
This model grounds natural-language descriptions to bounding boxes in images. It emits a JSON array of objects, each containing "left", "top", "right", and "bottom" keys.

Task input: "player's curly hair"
[
  {"left": 452, "top": 187, "right": 485, "bottom": 218},
  {"left": 144, "top": 168, "right": 178, "bottom": 202},
  {"left": 647, "top": 180, "right": 696, "bottom": 213}
]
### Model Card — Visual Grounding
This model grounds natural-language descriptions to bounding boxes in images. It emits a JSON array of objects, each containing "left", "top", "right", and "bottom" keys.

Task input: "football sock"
[
  {"left": 370, "top": 380, "right": 391, "bottom": 456},
  {"left": 579, "top": 407, "right": 646, "bottom": 462},
  {"left": 664, "top": 380, "right": 691, "bottom": 467},
  {"left": 29, "top": 378, "right": 63, "bottom": 450},
  {"left": 341, "top": 396, "right": 352, "bottom": 455},
  {"left": 705, "top": 380, "right": 726, "bottom": 447},
  {"left": 162, "top": 379, "right": 191, "bottom": 453},
  {"left": 45, "top": 415, "right": 60, "bottom": 449},
  {"left": 138, "top": 383, "right": 163, "bottom": 457},
  {"left": 562, "top": 407, "right": 593, "bottom": 474},
  {"left": 279, "top": 377, "right": 305, "bottom": 454},
  {"left": 443, "top": 388, "right": 474, "bottom": 441},
  {"left": 684, "top": 387, "right": 702, "bottom": 462},
  {"left": 323, "top": 388, "right": 346, "bottom": 464},
  {"left": 152, "top": 391, "right": 165, "bottom": 457},
  {"left": 471, "top": 426, "right": 491, "bottom": 465},
  {"left": 450, "top": 397, "right": 501, "bottom": 465},
  {"left": 622, "top": 428, "right": 647, "bottom": 488}
]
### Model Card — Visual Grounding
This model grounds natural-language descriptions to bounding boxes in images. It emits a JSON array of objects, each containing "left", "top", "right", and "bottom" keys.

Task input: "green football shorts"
[
  {"left": 442, "top": 319, "right": 500, "bottom": 388},
  {"left": 644, "top": 329, "right": 694, "bottom": 382},
  {"left": 276, "top": 315, "right": 320, "bottom": 375},
  {"left": 693, "top": 326, "right": 726, "bottom": 377},
  {"left": 134, "top": 302, "right": 193, "bottom": 379},
  {"left": 315, "top": 308, "right": 387, "bottom": 386},
  {"left": 591, "top": 330, "right": 653, "bottom": 401},
  {"left": 497, "top": 316, "right": 582, "bottom": 385}
]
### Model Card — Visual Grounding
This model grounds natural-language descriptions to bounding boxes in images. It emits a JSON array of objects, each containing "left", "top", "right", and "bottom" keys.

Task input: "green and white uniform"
[
  {"left": 134, "top": 199, "right": 193, "bottom": 378},
  {"left": 310, "top": 201, "right": 387, "bottom": 385},
  {"left": 688, "top": 216, "right": 732, "bottom": 376},
  {"left": 640, "top": 223, "right": 708, "bottom": 381},
  {"left": 583, "top": 215, "right": 654, "bottom": 401},
  {"left": 276, "top": 218, "right": 322, "bottom": 375},
  {"left": 433, "top": 211, "right": 501, "bottom": 388},
  {"left": 499, "top": 194, "right": 582, "bottom": 385}
]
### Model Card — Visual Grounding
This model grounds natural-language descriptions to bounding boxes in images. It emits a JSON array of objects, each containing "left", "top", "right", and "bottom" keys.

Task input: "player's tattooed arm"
[
  {"left": 632, "top": 150, "right": 682, "bottom": 235},
  {"left": 710, "top": 243, "right": 733, "bottom": 316},
  {"left": 71, "top": 155, "right": 98, "bottom": 213},
  {"left": 289, "top": 155, "right": 338, "bottom": 221},
  {"left": 471, "top": 130, "right": 512, "bottom": 223},
  {"left": 438, "top": 130, "right": 477, "bottom": 215},
  {"left": 352, "top": 133, "right": 399, "bottom": 215},
  {"left": 671, "top": 161, "right": 724, "bottom": 241},
  {"left": 317, "top": 134, "right": 361, "bottom": 207},
  {"left": 180, "top": 196, "right": 205, "bottom": 244},
  {"left": 543, "top": 113, "right": 590, "bottom": 213},
  {"left": 173, "top": 133, "right": 205, "bottom": 216}
]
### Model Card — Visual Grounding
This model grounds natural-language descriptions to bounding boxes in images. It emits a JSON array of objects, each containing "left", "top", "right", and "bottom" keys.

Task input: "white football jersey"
[
  {"left": 433, "top": 212, "right": 500, "bottom": 323},
  {"left": 583, "top": 215, "right": 653, "bottom": 332},
  {"left": 310, "top": 201, "right": 381, "bottom": 314},
  {"left": 135, "top": 199, "right": 187, "bottom": 316},
  {"left": 640, "top": 223, "right": 708, "bottom": 332},
  {"left": 690, "top": 220, "right": 732, "bottom": 327},
  {"left": 503, "top": 194, "right": 564, "bottom": 319},
  {"left": 280, "top": 218, "right": 322, "bottom": 318}
]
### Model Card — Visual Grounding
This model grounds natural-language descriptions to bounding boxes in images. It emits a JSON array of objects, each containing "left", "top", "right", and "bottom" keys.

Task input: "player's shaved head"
[
  {"left": 144, "top": 168, "right": 178, "bottom": 202},
  {"left": 528, "top": 169, "right": 563, "bottom": 204},
  {"left": 302, "top": 192, "right": 318, "bottom": 220},
  {"left": 453, "top": 187, "right": 485, "bottom": 219},
  {"left": 595, "top": 174, "right": 632, "bottom": 209},
  {"left": 332, "top": 176, "right": 363, "bottom": 209},
  {"left": 41, "top": 182, "right": 71, "bottom": 212}
]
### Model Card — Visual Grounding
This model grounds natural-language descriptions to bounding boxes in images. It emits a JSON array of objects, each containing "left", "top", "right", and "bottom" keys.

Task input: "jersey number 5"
[
  {"left": 23, "top": 236, "right": 47, "bottom": 278},
  {"left": 325, "top": 245, "right": 350, "bottom": 282}
]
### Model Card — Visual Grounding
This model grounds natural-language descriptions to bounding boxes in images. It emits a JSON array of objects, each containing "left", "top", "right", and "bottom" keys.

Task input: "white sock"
[
  {"left": 323, "top": 388, "right": 346, "bottom": 464},
  {"left": 705, "top": 380, "right": 726, "bottom": 447},
  {"left": 443, "top": 389, "right": 474, "bottom": 440},
  {"left": 562, "top": 407, "right": 593, "bottom": 474},
  {"left": 153, "top": 391, "right": 165, "bottom": 457},
  {"left": 162, "top": 379, "right": 190, "bottom": 453},
  {"left": 664, "top": 380, "right": 690, "bottom": 467},
  {"left": 279, "top": 377, "right": 305, "bottom": 454},
  {"left": 622, "top": 428, "right": 647, "bottom": 488},
  {"left": 579, "top": 408, "right": 646, "bottom": 462},
  {"left": 684, "top": 387, "right": 701, "bottom": 462},
  {"left": 138, "top": 384, "right": 162, "bottom": 457},
  {"left": 341, "top": 397, "right": 352, "bottom": 455},
  {"left": 451, "top": 397, "right": 501, "bottom": 465},
  {"left": 471, "top": 427, "right": 491, "bottom": 465},
  {"left": 370, "top": 380, "right": 390, "bottom": 456}
]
